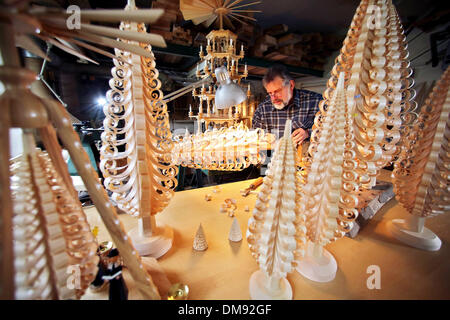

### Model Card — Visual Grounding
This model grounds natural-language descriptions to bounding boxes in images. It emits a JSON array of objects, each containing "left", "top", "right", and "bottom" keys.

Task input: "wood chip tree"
[
  {"left": 99, "top": 0, "right": 178, "bottom": 259},
  {"left": 390, "top": 67, "right": 450, "bottom": 251},
  {"left": 247, "top": 120, "right": 306, "bottom": 300}
]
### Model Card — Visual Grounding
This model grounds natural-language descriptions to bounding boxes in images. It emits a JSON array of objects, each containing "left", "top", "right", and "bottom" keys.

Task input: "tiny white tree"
[
  {"left": 193, "top": 223, "right": 208, "bottom": 251},
  {"left": 229, "top": 217, "right": 242, "bottom": 242}
]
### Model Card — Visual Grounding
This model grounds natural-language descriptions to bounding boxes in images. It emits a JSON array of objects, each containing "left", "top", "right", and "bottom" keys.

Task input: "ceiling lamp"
[{"left": 214, "top": 66, "right": 247, "bottom": 109}]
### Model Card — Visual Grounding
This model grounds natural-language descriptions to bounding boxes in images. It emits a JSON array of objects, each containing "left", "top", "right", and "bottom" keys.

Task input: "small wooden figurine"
[{"left": 102, "top": 248, "right": 128, "bottom": 300}]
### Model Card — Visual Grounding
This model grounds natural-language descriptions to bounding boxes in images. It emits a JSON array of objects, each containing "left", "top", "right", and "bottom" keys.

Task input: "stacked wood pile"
[
  {"left": 171, "top": 25, "right": 193, "bottom": 46},
  {"left": 249, "top": 23, "right": 343, "bottom": 71},
  {"left": 150, "top": 0, "right": 193, "bottom": 46},
  {"left": 236, "top": 22, "right": 260, "bottom": 48},
  {"left": 193, "top": 32, "right": 207, "bottom": 47}
]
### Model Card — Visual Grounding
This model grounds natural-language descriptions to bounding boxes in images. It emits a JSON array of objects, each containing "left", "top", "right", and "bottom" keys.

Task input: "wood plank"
[{"left": 277, "top": 33, "right": 302, "bottom": 47}]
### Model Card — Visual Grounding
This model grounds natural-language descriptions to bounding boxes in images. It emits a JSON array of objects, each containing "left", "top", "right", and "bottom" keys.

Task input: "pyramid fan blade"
[
  {"left": 31, "top": 7, "right": 166, "bottom": 24},
  {"left": 15, "top": 34, "right": 51, "bottom": 61},
  {"left": 192, "top": 14, "right": 217, "bottom": 25},
  {"left": 44, "top": 37, "right": 99, "bottom": 65},
  {"left": 77, "top": 23, "right": 167, "bottom": 47}
]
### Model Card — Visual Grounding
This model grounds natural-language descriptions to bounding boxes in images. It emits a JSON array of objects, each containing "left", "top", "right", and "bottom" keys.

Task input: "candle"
[
  {"left": 241, "top": 44, "right": 244, "bottom": 52},
  {"left": 197, "top": 118, "right": 202, "bottom": 134},
  {"left": 230, "top": 39, "right": 233, "bottom": 46}
]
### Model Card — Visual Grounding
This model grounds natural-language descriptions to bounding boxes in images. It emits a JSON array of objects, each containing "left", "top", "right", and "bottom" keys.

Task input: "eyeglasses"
[{"left": 266, "top": 85, "right": 286, "bottom": 97}]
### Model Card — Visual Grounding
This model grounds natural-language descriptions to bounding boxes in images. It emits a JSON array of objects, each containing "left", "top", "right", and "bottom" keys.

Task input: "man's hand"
[{"left": 291, "top": 128, "right": 309, "bottom": 147}]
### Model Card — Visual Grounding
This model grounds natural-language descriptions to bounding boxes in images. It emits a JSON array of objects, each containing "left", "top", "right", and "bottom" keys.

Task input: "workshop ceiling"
[
  {"left": 14, "top": 0, "right": 450, "bottom": 123},
  {"left": 29, "top": 0, "right": 449, "bottom": 78}
]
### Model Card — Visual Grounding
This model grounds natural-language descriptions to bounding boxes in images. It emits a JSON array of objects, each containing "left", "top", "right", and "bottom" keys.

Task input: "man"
[{"left": 252, "top": 65, "right": 322, "bottom": 148}]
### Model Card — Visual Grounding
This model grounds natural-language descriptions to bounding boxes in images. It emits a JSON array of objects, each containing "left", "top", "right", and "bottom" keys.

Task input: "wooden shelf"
[{"left": 152, "top": 43, "right": 324, "bottom": 78}]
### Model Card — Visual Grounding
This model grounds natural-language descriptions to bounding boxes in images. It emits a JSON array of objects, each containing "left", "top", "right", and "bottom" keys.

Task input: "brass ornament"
[{"left": 168, "top": 283, "right": 189, "bottom": 300}]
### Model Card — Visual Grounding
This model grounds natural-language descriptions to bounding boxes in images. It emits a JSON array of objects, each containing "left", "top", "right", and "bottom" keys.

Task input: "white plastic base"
[
  {"left": 128, "top": 224, "right": 173, "bottom": 259},
  {"left": 388, "top": 219, "right": 442, "bottom": 251},
  {"left": 295, "top": 246, "right": 337, "bottom": 283},
  {"left": 249, "top": 270, "right": 292, "bottom": 300}
]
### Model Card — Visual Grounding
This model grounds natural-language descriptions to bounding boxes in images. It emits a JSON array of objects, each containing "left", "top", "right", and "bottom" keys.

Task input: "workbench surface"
[{"left": 83, "top": 172, "right": 450, "bottom": 300}]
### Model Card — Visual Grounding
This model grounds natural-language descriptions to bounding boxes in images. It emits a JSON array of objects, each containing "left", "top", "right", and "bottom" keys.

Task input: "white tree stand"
[
  {"left": 129, "top": 215, "right": 173, "bottom": 258},
  {"left": 295, "top": 241, "right": 337, "bottom": 282},
  {"left": 388, "top": 215, "right": 442, "bottom": 251},
  {"left": 249, "top": 270, "right": 292, "bottom": 300}
]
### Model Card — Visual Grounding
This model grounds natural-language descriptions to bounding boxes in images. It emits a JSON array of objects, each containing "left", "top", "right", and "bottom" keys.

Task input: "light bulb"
[{"left": 96, "top": 97, "right": 107, "bottom": 106}]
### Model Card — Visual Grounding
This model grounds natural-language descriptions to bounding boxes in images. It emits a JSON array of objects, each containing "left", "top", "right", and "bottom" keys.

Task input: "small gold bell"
[{"left": 168, "top": 283, "right": 189, "bottom": 300}]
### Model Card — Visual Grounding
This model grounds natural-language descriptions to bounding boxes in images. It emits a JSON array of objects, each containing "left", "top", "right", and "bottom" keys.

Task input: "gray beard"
[
  {"left": 273, "top": 103, "right": 285, "bottom": 110},
  {"left": 273, "top": 90, "right": 293, "bottom": 110}
]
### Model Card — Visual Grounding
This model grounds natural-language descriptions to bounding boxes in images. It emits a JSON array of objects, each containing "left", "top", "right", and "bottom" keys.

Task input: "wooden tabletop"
[{"left": 83, "top": 171, "right": 450, "bottom": 300}]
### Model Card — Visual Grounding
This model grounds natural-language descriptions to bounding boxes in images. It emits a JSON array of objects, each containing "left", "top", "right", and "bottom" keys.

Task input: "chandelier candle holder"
[
  {"left": 100, "top": 1, "right": 178, "bottom": 259},
  {"left": 180, "top": 0, "right": 260, "bottom": 131},
  {"left": 296, "top": 73, "right": 357, "bottom": 283},
  {"left": 191, "top": 30, "right": 252, "bottom": 129},
  {"left": 389, "top": 67, "right": 450, "bottom": 251},
  {"left": 246, "top": 120, "right": 307, "bottom": 300}
]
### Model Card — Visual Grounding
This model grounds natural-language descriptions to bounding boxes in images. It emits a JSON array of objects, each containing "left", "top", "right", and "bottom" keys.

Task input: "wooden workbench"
[{"left": 82, "top": 171, "right": 450, "bottom": 300}]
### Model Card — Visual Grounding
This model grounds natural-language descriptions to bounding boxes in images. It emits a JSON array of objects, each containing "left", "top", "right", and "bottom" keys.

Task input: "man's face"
[{"left": 264, "top": 76, "right": 294, "bottom": 110}]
